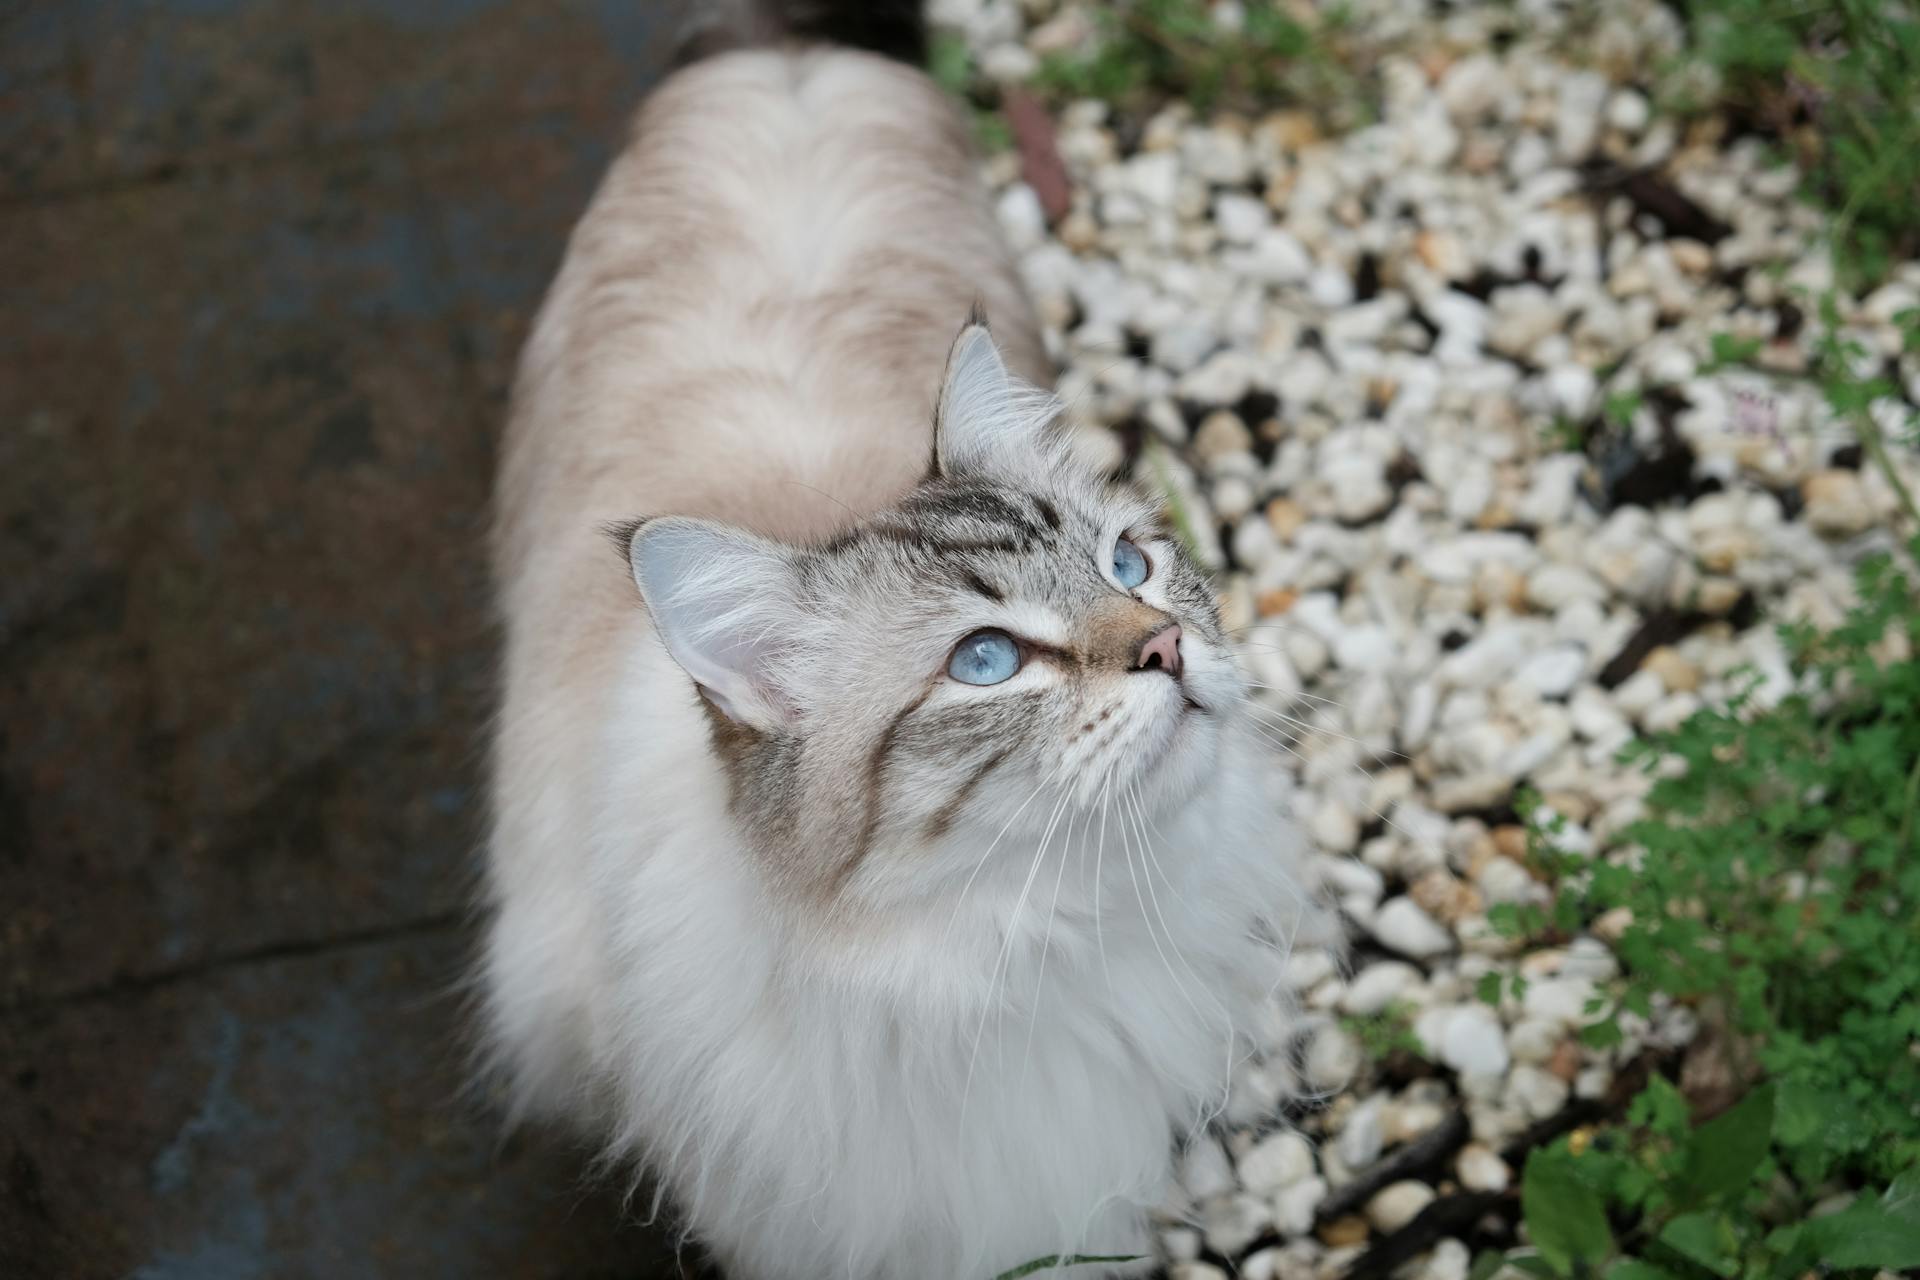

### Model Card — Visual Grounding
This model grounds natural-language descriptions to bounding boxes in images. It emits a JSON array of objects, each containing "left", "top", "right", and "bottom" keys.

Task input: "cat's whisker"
[
  {"left": 1246, "top": 720, "right": 1316, "bottom": 767},
  {"left": 1126, "top": 786, "right": 1228, "bottom": 1018},
  {"left": 1092, "top": 765, "right": 1116, "bottom": 1004},
  {"left": 1124, "top": 789, "right": 1240, "bottom": 1121},
  {"left": 961, "top": 783, "right": 1072, "bottom": 1131},
  {"left": 1243, "top": 700, "right": 1385, "bottom": 756},
  {"left": 1224, "top": 619, "right": 1334, "bottom": 643},
  {"left": 1116, "top": 782, "right": 1207, "bottom": 1027},
  {"left": 1238, "top": 677, "right": 1346, "bottom": 710},
  {"left": 779, "top": 478, "right": 859, "bottom": 520},
  {"left": 940, "top": 764, "right": 1063, "bottom": 950},
  {"left": 1021, "top": 802, "right": 1080, "bottom": 1086},
  {"left": 1242, "top": 720, "right": 1449, "bottom": 871}
]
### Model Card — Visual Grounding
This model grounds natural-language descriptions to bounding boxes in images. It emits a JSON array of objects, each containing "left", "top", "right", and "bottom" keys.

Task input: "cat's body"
[{"left": 481, "top": 9, "right": 1317, "bottom": 1279}]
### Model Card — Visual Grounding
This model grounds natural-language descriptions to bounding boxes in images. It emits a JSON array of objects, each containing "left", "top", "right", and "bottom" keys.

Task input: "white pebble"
[
  {"left": 1335, "top": 624, "right": 1399, "bottom": 673},
  {"left": 1339, "top": 1094, "right": 1387, "bottom": 1169},
  {"left": 1308, "top": 262, "right": 1355, "bottom": 309},
  {"left": 1367, "top": 1180, "right": 1437, "bottom": 1232},
  {"left": 1422, "top": 1238, "right": 1473, "bottom": 1280},
  {"left": 1369, "top": 898, "right": 1455, "bottom": 959},
  {"left": 1214, "top": 192, "right": 1271, "bottom": 245},
  {"left": 1201, "top": 1192, "right": 1272, "bottom": 1256},
  {"left": 1508, "top": 1063, "right": 1572, "bottom": 1119},
  {"left": 1238, "top": 1130, "right": 1317, "bottom": 1196},
  {"left": 1456, "top": 1142, "right": 1511, "bottom": 1192},
  {"left": 994, "top": 183, "right": 1047, "bottom": 252},
  {"left": 1555, "top": 70, "right": 1610, "bottom": 159},
  {"left": 1606, "top": 88, "right": 1650, "bottom": 134},
  {"left": 1171, "top": 1264, "right": 1230, "bottom": 1280},
  {"left": 1523, "top": 975, "right": 1598, "bottom": 1027},
  {"left": 1304, "top": 1025, "right": 1363, "bottom": 1090},
  {"left": 1180, "top": 1135, "right": 1238, "bottom": 1200},
  {"left": 1438, "top": 1004, "right": 1511, "bottom": 1077},
  {"left": 1272, "top": 1175, "right": 1328, "bottom": 1235},
  {"left": 1342, "top": 962, "right": 1422, "bottom": 1016},
  {"left": 1515, "top": 643, "right": 1587, "bottom": 698}
]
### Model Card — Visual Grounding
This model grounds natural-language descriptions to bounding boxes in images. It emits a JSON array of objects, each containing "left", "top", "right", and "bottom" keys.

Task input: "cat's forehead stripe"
[
  {"left": 959, "top": 568, "right": 1004, "bottom": 601},
  {"left": 905, "top": 484, "right": 1054, "bottom": 542}
]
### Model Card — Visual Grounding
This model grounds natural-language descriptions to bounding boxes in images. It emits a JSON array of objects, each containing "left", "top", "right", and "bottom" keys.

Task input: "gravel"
[{"left": 941, "top": 0, "right": 1920, "bottom": 1272}]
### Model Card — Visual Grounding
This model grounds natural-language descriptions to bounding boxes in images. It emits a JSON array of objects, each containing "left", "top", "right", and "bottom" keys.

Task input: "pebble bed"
[{"left": 937, "top": 1, "right": 1920, "bottom": 1276}]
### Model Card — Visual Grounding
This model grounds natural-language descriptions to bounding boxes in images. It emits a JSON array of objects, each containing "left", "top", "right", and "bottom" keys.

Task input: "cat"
[{"left": 478, "top": 4, "right": 1321, "bottom": 1277}]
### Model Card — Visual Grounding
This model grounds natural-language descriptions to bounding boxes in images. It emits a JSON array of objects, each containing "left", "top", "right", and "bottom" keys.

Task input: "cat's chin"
[{"left": 1121, "top": 694, "right": 1229, "bottom": 818}]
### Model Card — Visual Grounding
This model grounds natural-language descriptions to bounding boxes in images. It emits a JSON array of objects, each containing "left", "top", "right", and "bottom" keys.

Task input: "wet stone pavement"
[{"left": 0, "top": 2, "right": 711, "bottom": 1275}]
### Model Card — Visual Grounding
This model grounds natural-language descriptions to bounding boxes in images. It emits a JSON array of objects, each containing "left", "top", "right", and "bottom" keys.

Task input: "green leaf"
[
  {"left": 1887, "top": 1165, "right": 1920, "bottom": 1220},
  {"left": 1477, "top": 971, "right": 1504, "bottom": 1006},
  {"left": 1579, "top": 1019, "right": 1624, "bottom": 1050},
  {"left": 1628, "top": 1076, "right": 1691, "bottom": 1140},
  {"left": 926, "top": 31, "right": 974, "bottom": 96},
  {"left": 1605, "top": 1263, "right": 1683, "bottom": 1280},
  {"left": 1677, "top": 1084, "right": 1773, "bottom": 1204},
  {"left": 1523, "top": 1155, "right": 1614, "bottom": 1275},
  {"left": 1658, "top": 1212, "right": 1737, "bottom": 1277},
  {"left": 1465, "top": 1250, "right": 1509, "bottom": 1280},
  {"left": 1798, "top": 1180, "right": 1920, "bottom": 1270},
  {"left": 1603, "top": 389, "right": 1643, "bottom": 428},
  {"left": 1706, "top": 332, "right": 1763, "bottom": 369}
]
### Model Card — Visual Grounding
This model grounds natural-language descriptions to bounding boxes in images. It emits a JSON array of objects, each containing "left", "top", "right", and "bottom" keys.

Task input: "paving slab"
[
  {"left": 0, "top": 0, "right": 677, "bottom": 197},
  {"left": 1, "top": 0, "right": 689, "bottom": 1271},
  {"left": 1, "top": 927, "right": 711, "bottom": 1278},
  {"left": 0, "top": 154, "right": 491, "bottom": 1003}
]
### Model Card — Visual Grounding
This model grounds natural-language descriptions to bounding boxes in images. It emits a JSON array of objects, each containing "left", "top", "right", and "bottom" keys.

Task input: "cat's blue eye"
[
  {"left": 948, "top": 629, "right": 1021, "bottom": 686},
  {"left": 1111, "top": 537, "right": 1150, "bottom": 589}
]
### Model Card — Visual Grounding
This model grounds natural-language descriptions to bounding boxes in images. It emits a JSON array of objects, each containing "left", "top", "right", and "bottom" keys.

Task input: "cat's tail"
[{"left": 674, "top": 0, "right": 926, "bottom": 68}]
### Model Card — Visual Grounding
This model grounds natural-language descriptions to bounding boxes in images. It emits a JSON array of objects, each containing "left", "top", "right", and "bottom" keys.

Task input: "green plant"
[
  {"left": 1672, "top": 0, "right": 1920, "bottom": 288},
  {"left": 1479, "top": 538, "right": 1920, "bottom": 1277},
  {"left": 1341, "top": 1000, "right": 1427, "bottom": 1061},
  {"left": 1601, "top": 389, "right": 1643, "bottom": 431},
  {"left": 1543, "top": 415, "right": 1589, "bottom": 455},
  {"left": 1032, "top": 0, "right": 1369, "bottom": 122},
  {"left": 926, "top": 29, "right": 1016, "bottom": 153},
  {"left": 1488, "top": 1102, "right": 1920, "bottom": 1280}
]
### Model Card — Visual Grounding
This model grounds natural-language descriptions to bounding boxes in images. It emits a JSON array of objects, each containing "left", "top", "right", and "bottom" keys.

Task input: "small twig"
[
  {"left": 1340, "top": 1192, "right": 1505, "bottom": 1280},
  {"left": 1001, "top": 87, "right": 1072, "bottom": 224},
  {"left": 1315, "top": 1110, "right": 1471, "bottom": 1222},
  {"left": 1850, "top": 403, "right": 1920, "bottom": 532}
]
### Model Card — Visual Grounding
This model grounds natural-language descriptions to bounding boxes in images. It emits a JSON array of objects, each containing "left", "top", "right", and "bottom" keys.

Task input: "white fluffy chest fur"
[{"left": 550, "top": 644, "right": 1309, "bottom": 1280}]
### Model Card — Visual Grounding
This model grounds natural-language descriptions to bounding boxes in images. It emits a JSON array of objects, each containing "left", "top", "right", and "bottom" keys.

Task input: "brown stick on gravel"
[
  {"left": 1341, "top": 1191, "right": 1506, "bottom": 1280},
  {"left": 1002, "top": 87, "right": 1072, "bottom": 223},
  {"left": 1314, "top": 1110, "right": 1470, "bottom": 1223}
]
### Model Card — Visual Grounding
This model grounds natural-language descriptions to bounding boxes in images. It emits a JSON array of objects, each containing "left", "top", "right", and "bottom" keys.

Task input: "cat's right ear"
[
  {"left": 627, "top": 517, "right": 801, "bottom": 733},
  {"left": 931, "top": 319, "right": 1053, "bottom": 479}
]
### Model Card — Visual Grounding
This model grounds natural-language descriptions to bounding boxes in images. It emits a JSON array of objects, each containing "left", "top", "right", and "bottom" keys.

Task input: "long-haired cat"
[{"left": 479, "top": 4, "right": 1320, "bottom": 1276}]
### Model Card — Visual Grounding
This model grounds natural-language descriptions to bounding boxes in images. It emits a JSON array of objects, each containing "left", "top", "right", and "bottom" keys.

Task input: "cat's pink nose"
[{"left": 1134, "top": 623, "right": 1183, "bottom": 679}]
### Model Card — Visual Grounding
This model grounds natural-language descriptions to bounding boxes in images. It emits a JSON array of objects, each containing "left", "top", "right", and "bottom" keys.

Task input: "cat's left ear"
[
  {"left": 931, "top": 318, "right": 1054, "bottom": 478},
  {"left": 627, "top": 517, "right": 803, "bottom": 733}
]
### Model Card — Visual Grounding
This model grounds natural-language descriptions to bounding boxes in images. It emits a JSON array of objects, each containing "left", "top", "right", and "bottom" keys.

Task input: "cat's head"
[{"left": 625, "top": 320, "right": 1244, "bottom": 905}]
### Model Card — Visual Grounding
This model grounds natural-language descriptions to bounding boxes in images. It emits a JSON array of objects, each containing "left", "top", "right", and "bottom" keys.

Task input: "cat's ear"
[
  {"left": 627, "top": 517, "right": 801, "bottom": 732},
  {"left": 931, "top": 318, "right": 1053, "bottom": 478}
]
